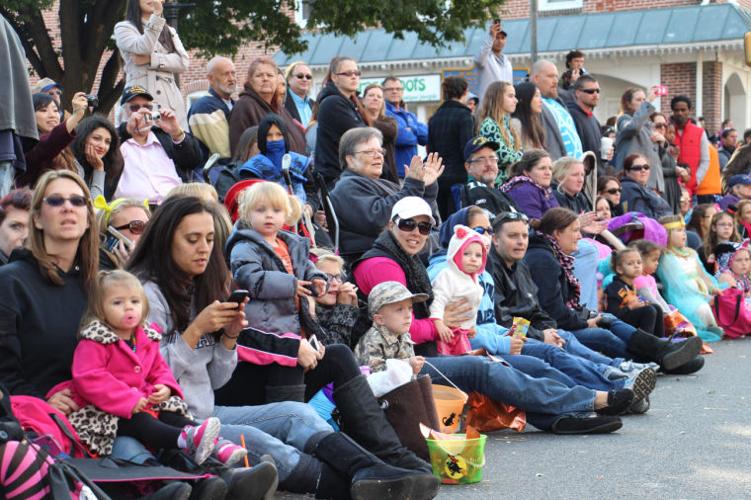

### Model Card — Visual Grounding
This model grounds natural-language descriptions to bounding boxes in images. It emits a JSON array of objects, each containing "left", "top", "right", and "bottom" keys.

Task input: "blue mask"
[{"left": 265, "top": 139, "right": 286, "bottom": 171}]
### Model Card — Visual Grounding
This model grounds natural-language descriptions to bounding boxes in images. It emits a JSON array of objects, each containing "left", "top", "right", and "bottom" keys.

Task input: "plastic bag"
[{"left": 367, "top": 359, "right": 413, "bottom": 397}]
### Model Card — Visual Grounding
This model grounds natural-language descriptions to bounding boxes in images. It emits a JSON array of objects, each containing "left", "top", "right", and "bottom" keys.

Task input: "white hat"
[{"left": 390, "top": 197, "right": 435, "bottom": 225}]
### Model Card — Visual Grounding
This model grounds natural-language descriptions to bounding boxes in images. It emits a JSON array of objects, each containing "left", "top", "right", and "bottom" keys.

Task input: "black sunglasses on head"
[{"left": 396, "top": 217, "right": 432, "bottom": 235}]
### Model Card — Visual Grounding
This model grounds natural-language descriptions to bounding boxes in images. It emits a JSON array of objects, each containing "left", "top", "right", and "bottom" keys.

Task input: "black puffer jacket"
[
  {"left": 485, "top": 245, "right": 554, "bottom": 341},
  {"left": 314, "top": 82, "right": 365, "bottom": 186}
]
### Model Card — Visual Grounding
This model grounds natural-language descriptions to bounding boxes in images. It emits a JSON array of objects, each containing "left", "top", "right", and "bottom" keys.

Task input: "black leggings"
[
  {"left": 214, "top": 344, "right": 361, "bottom": 406},
  {"left": 616, "top": 304, "right": 665, "bottom": 337},
  {"left": 116, "top": 411, "right": 194, "bottom": 451}
]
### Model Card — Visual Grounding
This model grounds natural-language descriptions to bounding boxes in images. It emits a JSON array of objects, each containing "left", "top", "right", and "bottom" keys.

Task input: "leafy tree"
[{"left": 1, "top": 0, "right": 503, "bottom": 113}]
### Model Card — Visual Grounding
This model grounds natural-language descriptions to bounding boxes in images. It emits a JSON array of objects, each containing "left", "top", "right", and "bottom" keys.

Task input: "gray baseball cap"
[{"left": 368, "top": 281, "right": 429, "bottom": 316}]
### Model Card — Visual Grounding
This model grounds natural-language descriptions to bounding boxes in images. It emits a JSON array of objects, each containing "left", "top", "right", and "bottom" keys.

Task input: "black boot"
[
  {"left": 627, "top": 330, "right": 701, "bottom": 372},
  {"left": 140, "top": 482, "right": 192, "bottom": 500},
  {"left": 661, "top": 355, "right": 705, "bottom": 375},
  {"left": 222, "top": 460, "right": 278, "bottom": 500},
  {"left": 314, "top": 432, "right": 439, "bottom": 500},
  {"left": 188, "top": 477, "right": 227, "bottom": 500},
  {"left": 333, "top": 375, "right": 433, "bottom": 474},
  {"left": 265, "top": 384, "right": 305, "bottom": 403}
]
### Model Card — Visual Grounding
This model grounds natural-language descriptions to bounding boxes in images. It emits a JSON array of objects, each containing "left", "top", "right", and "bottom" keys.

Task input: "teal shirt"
[
  {"left": 542, "top": 97, "right": 583, "bottom": 159},
  {"left": 290, "top": 91, "right": 313, "bottom": 128}
]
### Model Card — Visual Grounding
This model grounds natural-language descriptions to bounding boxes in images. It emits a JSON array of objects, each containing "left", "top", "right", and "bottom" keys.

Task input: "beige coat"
[{"left": 114, "top": 14, "right": 189, "bottom": 127}]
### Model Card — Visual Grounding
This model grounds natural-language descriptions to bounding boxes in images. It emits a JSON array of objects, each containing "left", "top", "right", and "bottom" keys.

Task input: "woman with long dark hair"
[
  {"left": 511, "top": 81, "right": 546, "bottom": 150},
  {"left": 114, "top": 0, "right": 190, "bottom": 126},
  {"left": 71, "top": 115, "right": 123, "bottom": 200},
  {"left": 128, "top": 196, "right": 436, "bottom": 499}
]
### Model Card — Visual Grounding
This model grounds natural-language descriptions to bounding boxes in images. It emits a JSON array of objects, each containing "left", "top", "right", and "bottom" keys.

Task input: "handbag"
[
  {"left": 713, "top": 287, "right": 751, "bottom": 338},
  {"left": 379, "top": 375, "right": 440, "bottom": 460}
]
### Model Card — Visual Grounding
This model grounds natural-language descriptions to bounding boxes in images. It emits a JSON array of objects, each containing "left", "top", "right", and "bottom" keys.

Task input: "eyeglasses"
[
  {"left": 43, "top": 195, "right": 87, "bottom": 208},
  {"left": 579, "top": 88, "right": 601, "bottom": 94},
  {"left": 716, "top": 222, "right": 735, "bottom": 228},
  {"left": 295, "top": 73, "right": 313, "bottom": 80},
  {"left": 129, "top": 103, "right": 154, "bottom": 113},
  {"left": 384, "top": 87, "right": 403, "bottom": 93},
  {"left": 628, "top": 164, "right": 650, "bottom": 172},
  {"left": 472, "top": 226, "right": 494, "bottom": 235},
  {"left": 468, "top": 156, "right": 499, "bottom": 165},
  {"left": 335, "top": 70, "right": 362, "bottom": 78},
  {"left": 604, "top": 188, "right": 622, "bottom": 195},
  {"left": 396, "top": 218, "right": 432, "bottom": 236},
  {"left": 324, "top": 272, "right": 346, "bottom": 283},
  {"left": 113, "top": 220, "right": 147, "bottom": 235},
  {"left": 654, "top": 123, "right": 667, "bottom": 129},
  {"left": 353, "top": 148, "right": 386, "bottom": 158}
]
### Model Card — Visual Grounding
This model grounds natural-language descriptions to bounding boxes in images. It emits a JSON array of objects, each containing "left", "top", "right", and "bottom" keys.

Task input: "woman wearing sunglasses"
[
  {"left": 315, "top": 57, "right": 367, "bottom": 187},
  {"left": 353, "top": 197, "right": 632, "bottom": 433},
  {"left": 619, "top": 154, "right": 672, "bottom": 219},
  {"left": 330, "top": 127, "right": 442, "bottom": 263},
  {"left": 95, "top": 197, "right": 150, "bottom": 270},
  {"left": 613, "top": 87, "right": 664, "bottom": 193},
  {"left": 650, "top": 112, "right": 687, "bottom": 214}
]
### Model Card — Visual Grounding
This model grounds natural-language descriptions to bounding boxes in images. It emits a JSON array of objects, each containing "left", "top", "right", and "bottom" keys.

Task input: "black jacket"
[
  {"left": 619, "top": 177, "right": 672, "bottom": 219},
  {"left": 314, "top": 82, "right": 365, "bottom": 186},
  {"left": 462, "top": 179, "right": 519, "bottom": 215},
  {"left": 566, "top": 101, "right": 603, "bottom": 163},
  {"left": 553, "top": 189, "right": 592, "bottom": 214},
  {"left": 486, "top": 245, "right": 554, "bottom": 341},
  {"left": 427, "top": 100, "right": 474, "bottom": 183},
  {"left": 284, "top": 89, "right": 313, "bottom": 124},
  {"left": 0, "top": 249, "right": 87, "bottom": 398},
  {"left": 523, "top": 234, "right": 590, "bottom": 331},
  {"left": 116, "top": 123, "right": 204, "bottom": 193}
]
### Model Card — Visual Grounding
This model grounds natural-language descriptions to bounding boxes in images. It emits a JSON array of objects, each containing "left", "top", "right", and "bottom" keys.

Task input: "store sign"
[{"left": 358, "top": 74, "right": 441, "bottom": 102}]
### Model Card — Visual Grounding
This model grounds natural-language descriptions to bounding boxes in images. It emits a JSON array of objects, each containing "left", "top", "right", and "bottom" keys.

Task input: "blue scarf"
[{"left": 265, "top": 140, "right": 286, "bottom": 171}]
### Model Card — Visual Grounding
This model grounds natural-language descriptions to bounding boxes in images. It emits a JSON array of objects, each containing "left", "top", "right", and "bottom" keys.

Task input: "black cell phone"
[
  {"left": 227, "top": 289, "right": 249, "bottom": 306},
  {"left": 494, "top": 18, "right": 501, "bottom": 24},
  {"left": 305, "top": 282, "right": 320, "bottom": 298}
]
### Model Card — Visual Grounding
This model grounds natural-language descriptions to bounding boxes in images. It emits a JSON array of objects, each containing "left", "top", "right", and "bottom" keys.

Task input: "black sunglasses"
[
  {"left": 628, "top": 164, "right": 650, "bottom": 172},
  {"left": 605, "top": 188, "right": 622, "bottom": 195},
  {"left": 295, "top": 73, "right": 313, "bottom": 80},
  {"left": 396, "top": 218, "right": 432, "bottom": 236},
  {"left": 43, "top": 195, "right": 87, "bottom": 208},
  {"left": 113, "top": 220, "right": 146, "bottom": 235},
  {"left": 579, "top": 88, "right": 601, "bottom": 94}
]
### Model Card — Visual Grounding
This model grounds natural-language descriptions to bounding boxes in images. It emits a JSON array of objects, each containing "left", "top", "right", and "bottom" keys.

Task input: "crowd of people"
[{"left": 2, "top": 4, "right": 751, "bottom": 499}]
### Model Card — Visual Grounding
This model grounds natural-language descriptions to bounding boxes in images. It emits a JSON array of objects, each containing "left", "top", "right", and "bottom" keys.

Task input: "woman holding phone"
[{"left": 95, "top": 197, "right": 150, "bottom": 270}]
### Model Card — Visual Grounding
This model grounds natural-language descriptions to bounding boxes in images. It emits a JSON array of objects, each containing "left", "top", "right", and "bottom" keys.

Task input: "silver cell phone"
[
  {"left": 105, "top": 226, "right": 132, "bottom": 252},
  {"left": 308, "top": 335, "right": 320, "bottom": 351}
]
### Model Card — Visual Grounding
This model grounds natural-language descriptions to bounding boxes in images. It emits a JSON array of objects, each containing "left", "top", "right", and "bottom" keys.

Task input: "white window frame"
[
  {"left": 537, "top": 0, "right": 583, "bottom": 12},
  {"left": 294, "top": 0, "right": 313, "bottom": 27}
]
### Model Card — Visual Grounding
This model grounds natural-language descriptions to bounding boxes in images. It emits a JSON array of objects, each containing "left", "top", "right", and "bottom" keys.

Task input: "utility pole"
[{"left": 530, "top": 0, "right": 538, "bottom": 64}]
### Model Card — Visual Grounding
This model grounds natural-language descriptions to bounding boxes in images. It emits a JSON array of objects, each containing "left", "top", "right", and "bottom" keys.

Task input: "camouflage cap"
[{"left": 368, "top": 281, "right": 429, "bottom": 316}]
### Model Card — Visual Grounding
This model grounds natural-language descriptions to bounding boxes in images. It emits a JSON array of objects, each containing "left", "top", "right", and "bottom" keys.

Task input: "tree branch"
[
  {"left": 58, "top": 0, "right": 82, "bottom": 80},
  {"left": 17, "top": 5, "right": 63, "bottom": 78}
]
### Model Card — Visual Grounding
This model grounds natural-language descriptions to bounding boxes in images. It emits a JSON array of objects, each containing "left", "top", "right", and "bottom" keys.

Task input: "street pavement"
[{"left": 280, "top": 339, "right": 751, "bottom": 499}]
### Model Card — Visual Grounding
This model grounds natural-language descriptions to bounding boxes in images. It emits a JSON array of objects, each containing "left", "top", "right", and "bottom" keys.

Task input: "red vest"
[{"left": 674, "top": 121, "right": 704, "bottom": 194}]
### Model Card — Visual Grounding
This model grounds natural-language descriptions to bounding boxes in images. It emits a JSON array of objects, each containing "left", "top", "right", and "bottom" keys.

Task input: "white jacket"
[
  {"left": 114, "top": 14, "right": 189, "bottom": 127},
  {"left": 475, "top": 35, "right": 513, "bottom": 101}
]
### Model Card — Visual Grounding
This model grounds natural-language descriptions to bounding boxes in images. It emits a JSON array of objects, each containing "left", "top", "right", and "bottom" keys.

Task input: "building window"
[
  {"left": 295, "top": 0, "right": 314, "bottom": 27},
  {"left": 538, "top": 0, "right": 583, "bottom": 12}
]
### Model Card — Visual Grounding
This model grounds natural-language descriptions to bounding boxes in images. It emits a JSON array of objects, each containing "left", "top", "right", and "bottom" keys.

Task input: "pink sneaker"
[
  {"left": 213, "top": 438, "right": 248, "bottom": 467},
  {"left": 180, "top": 417, "right": 221, "bottom": 465}
]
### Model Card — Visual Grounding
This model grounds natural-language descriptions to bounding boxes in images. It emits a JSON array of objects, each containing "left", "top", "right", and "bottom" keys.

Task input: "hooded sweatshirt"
[{"left": 429, "top": 225, "right": 487, "bottom": 329}]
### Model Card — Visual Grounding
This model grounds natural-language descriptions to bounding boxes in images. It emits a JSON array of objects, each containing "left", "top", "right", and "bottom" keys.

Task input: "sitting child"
[
  {"left": 714, "top": 242, "right": 751, "bottom": 338},
  {"left": 354, "top": 281, "right": 428, "bottom": 375},
  {"left": 67, "top": 271, "right": 245, "bottom": 464},
  {"left": 429, "top": 225, "right": 487, "bottom": 355},
  {"left": 656, "top": 215, "right": 724, "bottom": 342},
  {"left": 604, "top": 248, "right": 665, "bottom": 337}
]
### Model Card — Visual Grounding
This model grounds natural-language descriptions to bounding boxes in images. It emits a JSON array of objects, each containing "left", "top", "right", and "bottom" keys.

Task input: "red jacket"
[
  {"left": 674, "top": 121, "right": 704, "bottom": 194},
  {"left": 70, "top": 321, "right": 183, "bottom": 418}
]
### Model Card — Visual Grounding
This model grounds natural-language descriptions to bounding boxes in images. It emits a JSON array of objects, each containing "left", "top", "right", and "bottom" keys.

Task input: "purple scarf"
[
  {"left": 499, "top": 175, "right": 552, "bottom": 196},
  {"left": 542, "top": 233, "right": 581, "bottom": 309}
]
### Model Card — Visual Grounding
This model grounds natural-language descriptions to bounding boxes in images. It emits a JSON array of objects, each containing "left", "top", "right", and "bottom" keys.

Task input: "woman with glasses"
[
  {"left": 95, "top": 197, "right": 150, "bottom": 270},
  {"left": 597, "top": 176, "right": 622, "bottom": 214},
  {"left": 315, "top": 57, "right": 367, "bottom": 187},
  {"left": 70, "top": 115, "right": 124, "bottom": 200},
  {"left": 353, "top": 197, "right": 632, "bottom": 433},
  {"left": 18, "top": 92, "right": 89, "bottom": 188},
  {"left": 229, "top": 56, "right": 306, "bottom": 157},
  {"left": 330, "top": 127, "right": 442, "bottom": 263},
  {"left": 650, "top": 112, "right": 687, "bottom": 214},
  {"left": 309, "top": 252, "right": 360, "bottom": 347},
  {"left": 115, "top": 0, "right": 190, "bottom": 127},
  {"left": 619, "top": 153, "right": 672, "bottom": 219},
  {"left": 614, "top": 87, "right": 664, "bottom": 194}
]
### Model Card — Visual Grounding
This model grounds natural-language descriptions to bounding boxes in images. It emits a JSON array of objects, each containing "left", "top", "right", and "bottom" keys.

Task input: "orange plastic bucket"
[{"left": 432, "top": 384, "right": 468, "bottom": 433}]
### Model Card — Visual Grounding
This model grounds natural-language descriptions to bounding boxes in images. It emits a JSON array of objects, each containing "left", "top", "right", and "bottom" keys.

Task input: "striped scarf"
[{"left": 541, "top": 233, "right": 581, "bottom": 309}]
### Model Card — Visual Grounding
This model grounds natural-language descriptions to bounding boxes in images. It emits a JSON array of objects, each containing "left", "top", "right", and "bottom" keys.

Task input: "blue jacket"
[
  {"left": 238, "top": 152, "right": 310, "bottom": 203},
  {"left": 386, "top": 102, "right": 428, "bottom": 178}
]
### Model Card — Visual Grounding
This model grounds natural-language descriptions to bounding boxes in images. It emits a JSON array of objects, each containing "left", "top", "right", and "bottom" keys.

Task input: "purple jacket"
[
  {"left": 718, "top": 194, "right": 740, "bottom": 212},
  {"left": 504, "top": 180, "right": 559, "bottom": 219}
]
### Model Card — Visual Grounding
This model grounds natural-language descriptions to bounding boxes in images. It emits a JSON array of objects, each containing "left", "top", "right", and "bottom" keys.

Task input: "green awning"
[{"left": 274, "top": 4, "right": 751, "bottom": 66}]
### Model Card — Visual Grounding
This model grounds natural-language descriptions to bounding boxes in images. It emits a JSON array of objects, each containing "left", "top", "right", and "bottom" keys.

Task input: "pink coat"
[{"left": 71, "top": 321, "right": 183, "bottom": 419}]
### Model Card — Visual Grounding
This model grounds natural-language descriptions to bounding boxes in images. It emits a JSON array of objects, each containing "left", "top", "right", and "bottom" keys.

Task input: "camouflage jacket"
[{"left": 354, "top": 324, "right": 415, "bottom": 373}]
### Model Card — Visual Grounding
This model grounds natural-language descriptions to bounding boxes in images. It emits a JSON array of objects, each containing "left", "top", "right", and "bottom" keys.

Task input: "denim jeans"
[
  {"left": 557, "top": 330, "right": 623, "bottom": 367},
  {"left": 420, "top": 356, "right": 596, "bottom": 418},
  {"left": 212, "top": 403, "right": 333, "bottom": 481},
  {"left": 502, "top": 352, "right": 577, "bottom": 387},
  {"left": 520, "top": 339, "right": 622, "bottom": 391},
  {"left": 110, "top": 436, "right": 156, "bottom": 465},
  {"left": 570, "top": 314, "right": 636, "bottom": 359},
  {"left": 573, "top": 239, "right": 600, "bottom": 311}
]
